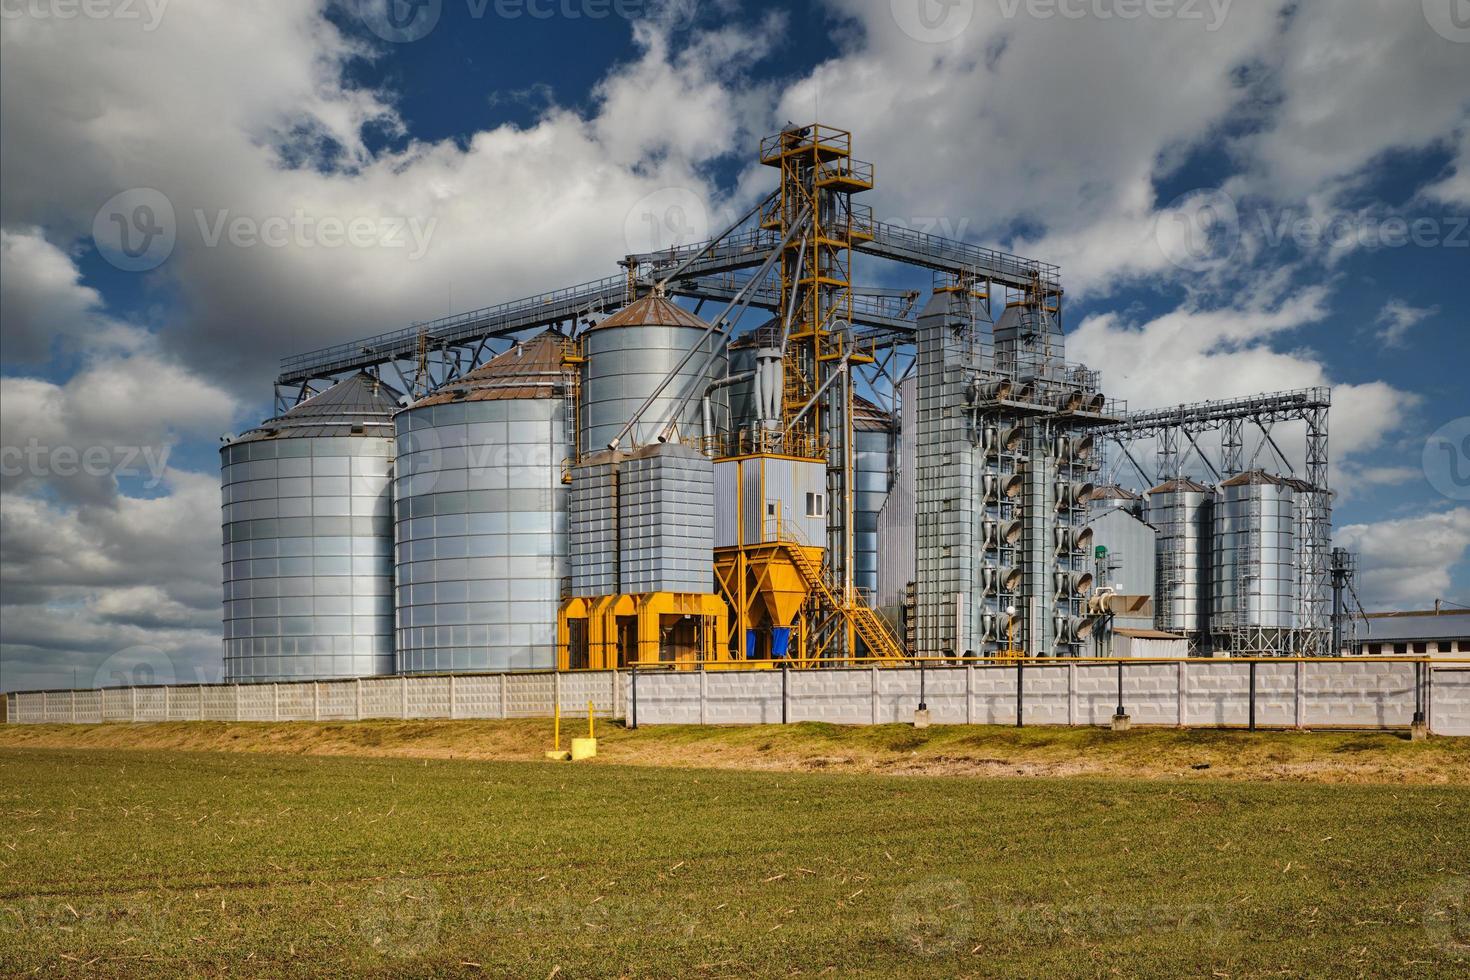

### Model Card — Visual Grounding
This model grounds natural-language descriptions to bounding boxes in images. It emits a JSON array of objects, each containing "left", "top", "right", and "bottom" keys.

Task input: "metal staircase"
[{"left": 781, "top": 542, "right": 906, "bottom": 663}]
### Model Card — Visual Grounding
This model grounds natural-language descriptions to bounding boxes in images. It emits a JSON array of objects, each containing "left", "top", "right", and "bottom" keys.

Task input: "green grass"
[{"left": 2, "top": 748, "right": 1468, "bottom": 978}]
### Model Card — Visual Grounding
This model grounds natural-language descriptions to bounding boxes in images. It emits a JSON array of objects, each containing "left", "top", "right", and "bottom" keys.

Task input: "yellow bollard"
[
  {"left": 571, "top": 699, "right": 598, "bottom": 760},
  {"left": 545, "top": 700, "right": 571, "bottom": 761}
]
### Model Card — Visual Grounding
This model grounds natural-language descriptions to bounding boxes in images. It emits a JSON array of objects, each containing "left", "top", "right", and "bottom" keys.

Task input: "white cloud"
[
  {"left": 0, "top": 1, "right": 785, "bottom": 389},
  {"left": 1337, "top": 508, "right": 1470, "bottom": 609},
  {"left": 1374, "top": 299, "right": 1438, "bottom": 347}
]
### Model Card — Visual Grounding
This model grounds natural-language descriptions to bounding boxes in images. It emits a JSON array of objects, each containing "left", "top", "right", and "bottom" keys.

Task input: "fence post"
[
  {"left": 1294, "top": 660, "right": 1305, "bottom": 730},
  {"left": 130, "top": 686, "right": 137, "bottom": 723},
  {"left": 698, "top": 664, "right": 707, "bottom": 726},
  {"left": 918, "top": 658, "right": 927, "bottom": 712},
  {"left": 1016, "top": 662, "right": 1024, "bottom": 728},
  {"left": 1413, "top": 661, "right": 1426, "bottom": 728},
  {"left": 499, "top": 673, "right": 508, "bottom": 719},
  {"left": 164, "top": 685, "right": 170, "bottom": 721},
  {"left": 781, "top": 662, "right": 789, "bottom": 725},
  {"left": 870, "top": 666, "right": 879, "bottom": 724},
  {"left": 629, "top": 665, "right": 638, "bottom": 730},
  {"left": 70, "top": 689, "right": 77, "bottom": 724},
  {"left": 355, "top": 678, "right": 363, "bottom": 721},
  {"left": 401, "top": 675, "right": 409, "bottom": 720},
  {"left": 198, "top": 684, "right": 205, "bottom": 722},
  {"left": 553, "top": 672, "right": 561, "bottom": 720},
  {"left": 312, "top": 682, "right": 320, "bottom": 722},
  {"left": 234, "top": 684, "right": 241, "bottom": 722},
  {"left": 1069, "top": 662, "right": 1078, "bottom": 726},
  {"left": 1248, "top": 661, "right": 1257, "bottom": 732},
  {"left": 272, "top": 683, "right": 279, "bottom": 722},
  {"left": 1115, "top": 661, "right": 1125, "bottom": 721},
  {"left": 1178, "top": 660, "right": 1187, "bottom": 727},
  {"left": 449, "top": 674, "right": 457, "bottom": 720},
  {"left": 966, "top": 665, "right": 975, "bottom": 725}
]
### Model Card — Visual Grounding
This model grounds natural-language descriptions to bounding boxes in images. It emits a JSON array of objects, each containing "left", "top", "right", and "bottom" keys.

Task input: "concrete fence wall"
[
  {"left": 628, "top": 660, "right": 1467, "bottom": 735},
  {"left": 6, "top": 661, "right": 1467, "bottom": 736},
  {"left": 4, "top": 671, "right": 623, "bottom": 726}
]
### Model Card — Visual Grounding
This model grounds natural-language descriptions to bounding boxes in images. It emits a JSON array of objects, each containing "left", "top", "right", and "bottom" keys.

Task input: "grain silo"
[
  {"left": 852, "top": 394, "right": 894, "bottom": 600},
  {"left": 1213, "top": 470, "right": 1297, "bottom": 649},
  {"left": 393, "top": 332, "right": 572, "bottom": 673},
  {"left": 220, "top": 374, "right": 397, "bottom": 682},
  {"left": 1146, "top": 478, "right": 1213, "bottom": 641},
  {"left": 580, "top": 293, "right": 727, "bottom": 450}
]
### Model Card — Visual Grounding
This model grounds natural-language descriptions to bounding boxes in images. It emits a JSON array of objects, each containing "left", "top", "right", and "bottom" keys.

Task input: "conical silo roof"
[
  {"left": 233, "top": 373, "right": 399, "bottom": 443},
  {"left": 588, "top": 293, "right": 712, "bottom": 331},
  {"left": 1148, "top": 477, "right": 1213, "bottom": 494},
  {"left": 412, "top": 331, "right": 569, "bottom": 406}
]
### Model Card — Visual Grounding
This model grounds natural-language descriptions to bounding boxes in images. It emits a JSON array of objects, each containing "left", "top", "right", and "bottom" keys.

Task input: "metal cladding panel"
[
  {"left": 569, "top": 456, "right": 620, "bottom": 595},
  {"left": 714, "top": 460, "right": 739, "bottom": 549},
  {"left": 619, "top": 446, "right": 715, "bottom": 594},
  {"left": 1212, "top": 480, "right": 1296, "bottom": 630},
  {"left": 1085, "top": 508, "right": 1157, "bottom": 600},
  {"left": 393, "top": 398, "right": 569, "bottom": 673},
  {"left": 726, "top": 342, "right": 758, "bottom": 434},
  {"left": 876, "top": 375, "right": 917, "bottom": 616},
  {"left": 582, "top": 323, "right": 727, "bottom": 450},
  {"left": 1146, "top": 488, "right": 1213, "bottom": 634},
  {"left": 220, "top": 434, "right": 395, "bottom": 682},
  {"left": 755, "top": 457, "right": 826, "bottom": 546},
  {"left": 853, "top": 427, "right": 892, "bottom": 596}
]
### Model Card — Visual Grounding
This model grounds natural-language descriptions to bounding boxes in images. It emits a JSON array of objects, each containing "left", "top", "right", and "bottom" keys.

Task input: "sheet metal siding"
[
  {"left": 1213, "top": 480, "right": 1296, "bottom": 630},
  {"left": 570, "top": 458, "right": 619, "bottom": 594},
  {"left": 582, "top": 323, "right": 726, "bottom": 450},
  {"left": 1147, "top": 488, "right": 1212, "bottom": 634},
  {"left": 393, "top": 398, "right": 568, "bottom": 672},
  {"left": 876, "top": 376, "right": 917, "bottom": 615},
  {"left": 619, "top": 447, "right": 716, "bottom": 594},
  {"left": 220, "top": 435, "right": 395, "bottom": 682},
  {"left": 853, "top": 426, "right": 892, "bottom": 596},
  {"left": 1086, "top": 509, "right": 1156, "bottom": 600}
]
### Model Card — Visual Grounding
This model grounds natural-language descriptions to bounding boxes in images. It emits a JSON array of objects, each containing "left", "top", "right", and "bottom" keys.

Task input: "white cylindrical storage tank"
[
  {"left": 1146, "top": 478, "right": 1213, "bottom": 636},
  {"left": 581, "top": 294, "right": 727, "bottom": 451},
  {"left": 394, "top": 333, "right": 571, "bottom": 673},
  {"left": 852, "top": 395, "right": 893, "bottom": 599},
  {"left": 1212, "top": 471, "right": 1296, "bottom": 631},
  {"left": 220, "top": 374, "right": 398, "bottom": 682}
]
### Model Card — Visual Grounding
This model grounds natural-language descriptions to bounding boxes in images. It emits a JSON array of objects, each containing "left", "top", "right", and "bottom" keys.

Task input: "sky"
[{"left": 1, "top": 0, "right": 1468, "bottom": 691}]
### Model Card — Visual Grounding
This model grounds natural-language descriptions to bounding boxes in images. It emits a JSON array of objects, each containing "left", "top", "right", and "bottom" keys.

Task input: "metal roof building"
[{"left": 1355, "top": 608, "right": 1470, "bottom": 657}]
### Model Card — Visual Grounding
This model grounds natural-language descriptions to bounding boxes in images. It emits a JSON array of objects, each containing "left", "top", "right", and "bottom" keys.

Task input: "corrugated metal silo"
[
  {"left": 581, "top": 294, "right": 727, "bottom": 450},
  {"left": 1212, "top": 471, "right": 1296, "bottom": 632},
  {"left": 1145, "top": 477, "right": 1213, "bottom": 637},
  {"left": 852, "top": 394, "right": 893, "bottom": 599},
  {"left": 220, "top": 374, "right": 397, "bottom": 682},
  {"left": 393, "top": 333, "right": 571, "bottom": 673}
]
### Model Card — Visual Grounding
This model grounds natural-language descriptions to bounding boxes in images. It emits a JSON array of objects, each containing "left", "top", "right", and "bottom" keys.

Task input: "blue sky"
[{"left": 1, "top": 0, "right": 1468, "bottom": 690}]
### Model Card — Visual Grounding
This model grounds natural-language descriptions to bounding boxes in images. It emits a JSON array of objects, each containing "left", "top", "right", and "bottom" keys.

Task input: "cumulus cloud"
[
  {"left": 1337, "top": 509, "right": 1470, "bottom": 609},
  {"left": 1374, "top": 299, "right": 1437, "bottom": 347},
  {"left": 0, "top": 1, "right": 785, "bottom": 390}
]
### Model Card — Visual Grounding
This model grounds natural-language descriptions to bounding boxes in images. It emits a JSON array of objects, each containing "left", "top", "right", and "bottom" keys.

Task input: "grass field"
[{"left": 2, "top": 728, "right": 1468, "bottom": 977}]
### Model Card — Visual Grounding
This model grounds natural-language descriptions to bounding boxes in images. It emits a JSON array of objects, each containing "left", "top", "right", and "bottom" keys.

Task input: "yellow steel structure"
[
  {"left": 711, "top": 124, "right": 904, "bottom": 667},
  {"left": 557, "top": 592, "right": 728, "bottom": 671}
]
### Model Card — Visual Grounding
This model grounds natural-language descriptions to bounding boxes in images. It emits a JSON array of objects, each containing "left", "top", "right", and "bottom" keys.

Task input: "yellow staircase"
[{"left": 781, "top": 542, "right": 906, "bottom": 663}]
